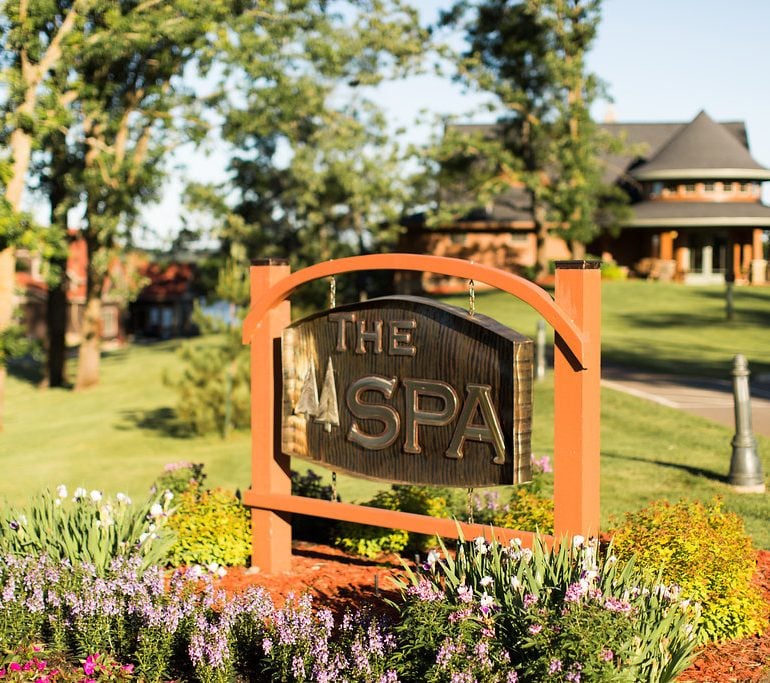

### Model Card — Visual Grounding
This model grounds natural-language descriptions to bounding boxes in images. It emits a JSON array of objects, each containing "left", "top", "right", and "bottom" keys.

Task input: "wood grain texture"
[{"left": 281, "top": 296, "right": 533, "bottom": 487}]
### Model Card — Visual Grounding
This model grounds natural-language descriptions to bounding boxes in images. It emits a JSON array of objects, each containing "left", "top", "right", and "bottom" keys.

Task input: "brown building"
[{"left": 399, "top": 110, "right": 770, "bottom": 291}]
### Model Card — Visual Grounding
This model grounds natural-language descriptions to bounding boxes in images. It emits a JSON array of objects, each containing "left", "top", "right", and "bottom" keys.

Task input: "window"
[
  {"left": 651, "top": 181, "right": 663, "bottom": 196},
  {"left": 704, "top": 182, "right": 715, "bottom": 192},
  {"left": 722, "top": 181, "right": 734, "bottom": 192},
  {"left": 684, "top": 183, "right": 696, "bottom": 193}
]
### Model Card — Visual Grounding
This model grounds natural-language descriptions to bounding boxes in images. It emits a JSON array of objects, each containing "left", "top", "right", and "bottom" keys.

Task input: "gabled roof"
[{"left": 630, "top": 110, "right": 770, "bottom": 181}]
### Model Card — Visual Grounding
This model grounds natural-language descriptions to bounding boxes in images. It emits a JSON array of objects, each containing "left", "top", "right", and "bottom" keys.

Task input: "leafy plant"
[
  {"left": 0, "top": 486, "right": 175, "bottom": 574},
  {"left": 154, "top": 462, "right": 206, "bottom": 497},
  {"left": 290, "top": 469, "right": 338, "bottom": 543},
  {"left": 609, "top": 498, "right": 768, "bottom": 643},
  {"left": 391, "top": 535, "right": 699, "bottom": 683},
  {"left": 491, "top": 487, "right": 554, "bottom": 534},
  {"left": 166, "top": 486, "right": 250, "bottom": 568},
  {"left": 334, "top": 485, "right": 450, "bottom": 560}
]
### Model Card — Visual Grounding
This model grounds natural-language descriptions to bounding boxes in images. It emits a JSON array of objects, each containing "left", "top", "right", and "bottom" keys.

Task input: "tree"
[
  {"left": 0, "top": 0, "right": 91, "bottom": 425},
  {"left": 442, "top": 0, "right": 628, "bottom": 274},
  {"left": 186, "top": 0, "right": 428, "bottom": 305},
  {"left": 55, "top": 0, "right": 241, "bottom": 389}
]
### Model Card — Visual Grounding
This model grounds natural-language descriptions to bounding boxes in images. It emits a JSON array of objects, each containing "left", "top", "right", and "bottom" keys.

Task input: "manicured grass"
[
  {"left": 5, "top": 279, "right": 770, "bottom": 548},
  {"left": 443, "top": 280, "right": 770, "bottom": 377},
  {"left": 3, "top": 340, "right": 253, "bottom": 506}
]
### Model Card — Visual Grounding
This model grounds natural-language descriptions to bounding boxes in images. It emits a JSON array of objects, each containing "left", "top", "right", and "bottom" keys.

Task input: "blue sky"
[{"left": 141, "top": 0, "right": 770, "bottom": 246}]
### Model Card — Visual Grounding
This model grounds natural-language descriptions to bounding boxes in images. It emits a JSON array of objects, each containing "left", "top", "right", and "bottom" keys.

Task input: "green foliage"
[
  {"left": 166, "top": 485, "right": 250, "bottom": 568},
  {"left": 290, "top": 469, "right": 337, "bottom": 543},
  {"left": 609, "top": 498, "right": 768, "bottom": 643},
  {"left": 165, "top": 331, "right": 250, "bottom": 436},
  {"left": 491, "top": 486, "right": 554, "bottom": 534},
  {"left": 600, "top": 260, "right": 628, "bottom": 281},
  {"left": 392, "top": 536, "right": 699, "bottom": 682},
  {"left": 0, "top": 322, "right": 40, "bottom": 368},
  {"left": 0, "top": 486, "right": 175, "bottom": 574},
  {"left": 154, "top": 461, "right": 206, "bottom": 498},
  {"left": 334, "top": 485, "right": 450, "bottom": 560}
]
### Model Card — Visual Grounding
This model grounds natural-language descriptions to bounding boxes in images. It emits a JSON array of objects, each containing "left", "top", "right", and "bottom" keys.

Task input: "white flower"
[
  {"left": 116, "top": 492, "right": 132, "bottom": 505},
  {"left": 474, "top": 536, "right": 489, "bottom": 554},
  {"left": 73, "top": 487, "right": 87, "bottom": 501},
  {"left": 426, "top": 550, "right": 441, "bottom": 567},
  {"left": 510, "top": 537, "right": 523, "bottom": 548},
  {"left": 187, "top": 565, "right": 203, "bottom": 579},
  {"left": 216, "top": 567, "right": 227, "bottom": 578},
  {"left": 572, "top": 534, "right": 585, "bottom": 549},
  {"left": 606, "top": 554, "right": 618, "bottom": 564},
  {"left": 207, "top": 562, "right": 220, "bottom": 574},
  {"left": 510, "top": 576, "right": 521, "bottom": 591},
  {"left": 163, "top": 489, "right": 174, "bottom": 502},
  {"left": 149, "top": 503, "right": 164, "bottom": 518},
  {"left": 480, "top": 575, "right": 494, "bottom": 588},
  {"left": 480, "top": 593, "right": 495, "bottom": 610},
  {"left": 138, "top": 532, "right": 149, "bottom": 544},
  {"left": 54, "top": 499, "right": 61, "bottom": 507},
  {"left": 56, "top": 484, "right": 68, "bottom": 499},
  {"left": 90, "top": 490, "right": 103, "bottom": 503}
]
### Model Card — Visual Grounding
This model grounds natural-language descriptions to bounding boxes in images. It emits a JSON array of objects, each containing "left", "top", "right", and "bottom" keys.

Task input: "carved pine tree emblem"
[
  {"left": 315, "top": 357, "right": 340, "bottom": 432},
  {"left": 294, "top": 360, "right": 319, "bottom": 419}
]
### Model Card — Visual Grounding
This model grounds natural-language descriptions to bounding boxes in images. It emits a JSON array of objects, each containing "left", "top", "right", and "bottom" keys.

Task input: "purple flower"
[
  {"left": 523, "top": 593, "right": 538, "bottom": 608},
  {"left": 407, "top": 579, "right": 445, "bottom": 602},
  {"left": 600, "top": 648, "right": 614, "bottom": 662},
  {"left": 528, "top": 623, "right": 543, "bottom": 635},
  {"left": 457, "top": 584, "right": 473, "bottom": 603},
  {"left": 548, "top": 659, "right": 563, "bottom": 674}
]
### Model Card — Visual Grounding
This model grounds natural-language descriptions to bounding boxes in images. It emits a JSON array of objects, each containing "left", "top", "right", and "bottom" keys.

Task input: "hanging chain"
[
  {"left": 331, "top": 471, "right": 338, "bottom": 503},
  {"left": 468, "top": 279, "right": 476, "bottom": 317},
  {"left": 466, "top": 487, "right": 475, "bottom": 524}
]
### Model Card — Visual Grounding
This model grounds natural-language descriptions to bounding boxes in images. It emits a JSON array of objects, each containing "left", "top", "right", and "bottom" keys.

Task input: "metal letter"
[
  {"left": 346, "top": 375, "right": 400, "bottom": 449},
  {"left": 355, "top": 319, "right": 383, "bottom": 354},
  {"left": 403, "top": 378, "right": 459, "bottom": 454},
  {"left": 446, "top": 384, "right": 507, "bottom": 464},
  {"left": 329, "top": 312, "right": 356, "bottom": 352},
  {"left": 389, "top": 320, "right": 417, "bottom": 356}
]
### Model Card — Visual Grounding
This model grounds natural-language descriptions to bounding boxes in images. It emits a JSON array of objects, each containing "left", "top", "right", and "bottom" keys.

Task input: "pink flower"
[
  {"left": 83, "top": 655, "right": 98, "bottom": 676},
  {"left": 9, "top": 663, "right": 21, "bottom": 672}
]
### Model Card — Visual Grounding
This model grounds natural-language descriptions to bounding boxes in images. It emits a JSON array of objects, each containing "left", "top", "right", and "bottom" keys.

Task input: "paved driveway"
[{"left": 601, "top": 366, "right": 770, "bottom": 438}]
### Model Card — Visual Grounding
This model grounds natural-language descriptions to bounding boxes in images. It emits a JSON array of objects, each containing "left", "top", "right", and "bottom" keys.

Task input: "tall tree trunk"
[
  {"left": 571, "top": 240, "right": 586, "bottom": 259},
  {"left": 74, "top": 237, "right": 102, "bottom": 390},
  {"left": 75, "top": 296, "right": 102, "bottom": 390},
  {"left": 46, "top": 276, "right": 68, "bottom": 387}
]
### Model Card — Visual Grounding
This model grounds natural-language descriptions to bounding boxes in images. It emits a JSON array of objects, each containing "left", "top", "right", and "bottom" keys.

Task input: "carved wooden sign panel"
[{"left": 281, "top": 296, "right": 533, "bottom": 487}]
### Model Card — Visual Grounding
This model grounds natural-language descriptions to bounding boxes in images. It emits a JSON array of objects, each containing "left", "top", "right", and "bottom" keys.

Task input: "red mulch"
[{"left": 214, "top": 543, "right": 770, "bottom": 682}]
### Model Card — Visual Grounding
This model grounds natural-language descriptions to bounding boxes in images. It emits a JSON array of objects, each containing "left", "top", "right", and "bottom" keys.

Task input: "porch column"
[
  {"left": 674, "top": 232, "right": 689, "bottom": 280},
  {"left": 658, "top": 231, "right": 676, "bottom": 281},
  {"left": 751, "top": 228, "right": 767, "bottom": 284},
  {"left": 733, "top": 243, "right": 742, "bottom": 282}
]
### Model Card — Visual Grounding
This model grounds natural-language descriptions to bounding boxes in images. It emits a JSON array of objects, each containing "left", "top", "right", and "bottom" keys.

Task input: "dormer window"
[
  {"left": 722, "top": 181, "right": 734, "bottom": 192},
  {"left": 684, "top": 183, "right": 696, "bottom": 193},
  {"left": 704, "top": 182, "right": 715, "bottom": 192}
]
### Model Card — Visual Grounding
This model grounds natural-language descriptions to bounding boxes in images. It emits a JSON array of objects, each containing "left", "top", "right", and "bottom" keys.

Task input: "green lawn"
[
  {"left": 443, "top": 279, "right": 770, "bottom": 377},
  {"left": 4, "top": 279, "right": 770, "bottom": 547}
]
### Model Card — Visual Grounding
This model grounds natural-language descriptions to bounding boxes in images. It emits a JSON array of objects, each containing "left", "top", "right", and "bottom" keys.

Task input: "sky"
[{"left": 139, "top": 0, "right": 770, "bottom": 248}]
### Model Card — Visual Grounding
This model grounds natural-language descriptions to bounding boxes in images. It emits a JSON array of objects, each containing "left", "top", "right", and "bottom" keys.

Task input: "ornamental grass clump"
[
  {"left": 609, "top": 498, "right": 767, "bottom": 643},
  {"left": 391, "top": 535, "right": 699, "bottom": 683},
  {"left": 0, "top": 486, "right": 175, "bottom": 574}
]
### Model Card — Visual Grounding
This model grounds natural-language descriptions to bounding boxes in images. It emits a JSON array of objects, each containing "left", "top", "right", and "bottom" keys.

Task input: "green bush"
[
  {"left": 166, "top": 485, "right": 251, "bottom": 568},
  {"left": 392, "top": 536, "right": 699, "bottom": 682},
  {"left": 334, "top": 485, "right": 450, "bottom": 560},
  {"left": 609, "top": 498, "right": 767, "bottom": 643},
  {"left": 600, "top": 260, "right": 627, "bottom": 281},
  {"left": 491, "top": 487, "right": 554, "bottom": 533},
  {"left": 154, "top": 461, "right": 206, "bottom": 497},
  {"left": 0, "top": 486, "right": 175, "bottom": 574}
]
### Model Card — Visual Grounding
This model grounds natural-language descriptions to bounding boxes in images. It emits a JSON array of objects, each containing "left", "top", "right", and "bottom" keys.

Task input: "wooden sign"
[{"left": 281, "top": 296, "right": 533, "bottom": 487}]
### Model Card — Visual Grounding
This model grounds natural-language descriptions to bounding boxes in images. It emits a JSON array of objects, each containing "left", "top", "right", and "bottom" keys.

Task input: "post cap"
[
  {"left": 251, "top": 258, "right": 290, "bottom": 266},
  {"left": 554, "top": 260, "right": 602, "bottom": 270}
]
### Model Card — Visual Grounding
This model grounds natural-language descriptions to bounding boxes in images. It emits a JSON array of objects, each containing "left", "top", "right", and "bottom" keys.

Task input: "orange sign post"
[{"left": 242, "top": 255, "right": 600, "bottom": 573}]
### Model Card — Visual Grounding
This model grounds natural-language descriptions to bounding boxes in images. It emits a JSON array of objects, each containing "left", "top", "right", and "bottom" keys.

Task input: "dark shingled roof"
[
  {"left": 627, "top": 200, "right": 770, "bottom": 227},
  {"left": 630, "top": 111, "right": 770, "bottom": 181}
]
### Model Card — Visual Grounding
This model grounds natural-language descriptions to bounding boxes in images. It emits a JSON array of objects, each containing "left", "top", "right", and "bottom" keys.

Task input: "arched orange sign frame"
[{"left": 242, "top": 254, "right": 601, "bottom": 573}]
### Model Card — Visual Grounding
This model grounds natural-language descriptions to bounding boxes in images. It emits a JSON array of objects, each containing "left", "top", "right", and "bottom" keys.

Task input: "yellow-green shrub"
[
  {"left": 609, "top": 498, "right": 767, "bottom": 643},
  {"left": 166, "top": 486, "right": 251, "bottom": 567},
  {"left": 334, "top": 485, "right": 449, "bottom": 560},
  {"left": 491, "top": 487, "right": 554, "bottom": 533}
]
